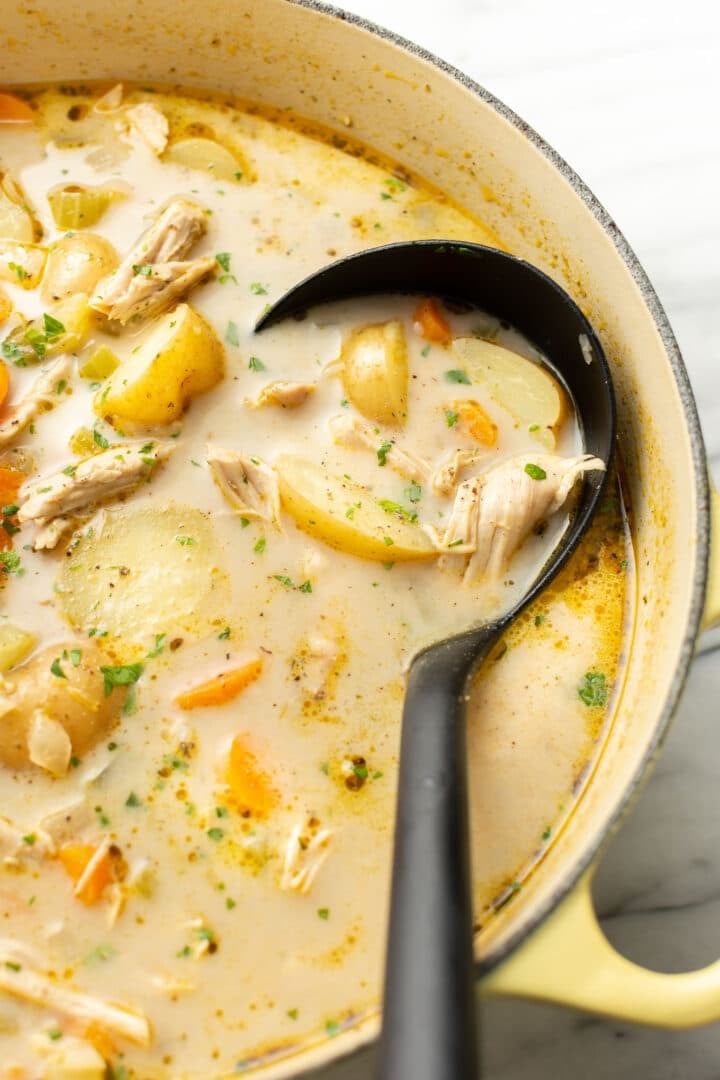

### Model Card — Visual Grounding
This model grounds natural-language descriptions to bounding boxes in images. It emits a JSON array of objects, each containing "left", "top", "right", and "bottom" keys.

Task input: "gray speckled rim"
[{"left": 285, "top": 0, "right": 711, "bottom": 1056}]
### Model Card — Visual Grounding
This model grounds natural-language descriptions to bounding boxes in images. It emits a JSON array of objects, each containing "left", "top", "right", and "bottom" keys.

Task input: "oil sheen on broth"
[{"left": 0, "top": 85, "right": 630, "bottom": 1077}]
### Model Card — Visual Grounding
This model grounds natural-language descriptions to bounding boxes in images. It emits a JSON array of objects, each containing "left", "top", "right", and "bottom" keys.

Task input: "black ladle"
[{"left": 257, "top": 242, "right": 615, "bottom": 1080}]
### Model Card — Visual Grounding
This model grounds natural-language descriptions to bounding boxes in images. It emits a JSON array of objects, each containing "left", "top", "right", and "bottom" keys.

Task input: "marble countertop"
[{"left": 314, "top": 1, "right": 720, "bottom": 1076}]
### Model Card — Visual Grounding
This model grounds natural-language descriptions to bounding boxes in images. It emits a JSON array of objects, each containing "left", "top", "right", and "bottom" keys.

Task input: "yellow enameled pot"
[{"left": 3, "top": 1, "right": 720, "bottom": 1075}]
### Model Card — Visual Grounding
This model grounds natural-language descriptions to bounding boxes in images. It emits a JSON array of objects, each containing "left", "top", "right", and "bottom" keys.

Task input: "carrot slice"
[
  {"left": 450, "top": 399, "right": 498, "bottom": 447},
  {"left": 413, "top": 297, "right": 452, "bottom": 345},
  {"left": 0, "top": 93, "right": 35, "bottom": 124},
  {"left": 58, "top": 843, "right": 115, "bottom": 905},
  {"left": 224, "top": 735, "right": 278, "bottom": 816},
  {"left": 175, "top": 657, "right": 263, "bottom": 710}
]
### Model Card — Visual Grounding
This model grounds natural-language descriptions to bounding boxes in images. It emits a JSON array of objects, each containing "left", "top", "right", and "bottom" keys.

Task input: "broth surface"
[{"left": 0, "top": 85, "right": 630, "bottom": 1077}]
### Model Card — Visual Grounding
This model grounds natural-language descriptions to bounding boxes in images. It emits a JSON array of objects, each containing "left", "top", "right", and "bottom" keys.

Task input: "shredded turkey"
[
  {"left": 207, "top": 444, "right": 281, "bottom": 526},
  {"left": 117, "top": 102, "right": 169, "bottom": 155},
  {"left": 0, "top": 817, "right": 56, "bottom": 866},
  {"left": 246, "top": 381, "right": 317, "bottom": 409},
  {"left": 431, "top": 448, "right": 488, "bottom": 496},
  {"left": 301, "top": 632, "right": 341, "bottom": 700},
  {"left": 0, "top": 944, "right": 151, "bottom": 1045},
  {"left": 18, "top": 440, "right": 174, "bottom": 547},
  {"left": 329, "top": 414, "right": 431, "bottom": 484},
  {"left": 280, "top": 818, "right": 334, "bottom": 894},
  {"left": 90, "top": 197, "right": 214, "bottom": 323},
  {"left": 0, "top": 356, "right": 72, "bottom": 448},
  {"left": 439, "top": 453, "right": 605, "bottom": 581}
]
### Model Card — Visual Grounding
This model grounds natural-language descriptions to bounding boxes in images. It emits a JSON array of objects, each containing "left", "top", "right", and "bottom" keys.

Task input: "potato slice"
[
  {"left": 57, "top": 504, "right": 230, "bottom": 660},
  {"left": 165, "top": 136, "right": 248, "bottom": 182},
  {"left": 340, "top": 319, "right": 408, "bottom": 427},
  {"left": 95, "top": 303, "right": 224, "bottom": 427},
  {"left": 452, "top": 337, "right": 568, "bottom": 449},
  {"left": 0, "top": 624, "right": 36, "bottom": 672},
  {"left": 41, "top": 232, "right": 118, "bottom": 302},
  {"left": 276, "top": 455, "right": 436, "bottom": 562}
]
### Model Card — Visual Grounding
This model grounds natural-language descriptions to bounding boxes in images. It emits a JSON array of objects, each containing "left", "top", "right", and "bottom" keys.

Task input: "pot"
[{"left": 3, "top": 1, "right": 719, "bottom": 1076}]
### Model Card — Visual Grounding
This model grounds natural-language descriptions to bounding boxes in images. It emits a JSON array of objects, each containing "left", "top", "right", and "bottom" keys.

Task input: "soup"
[{"left": 0, "top": 84, "right": 630, "bottom": 1077}]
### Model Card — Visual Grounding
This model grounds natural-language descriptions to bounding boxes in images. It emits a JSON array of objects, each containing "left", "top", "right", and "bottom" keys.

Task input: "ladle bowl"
[{"left": 257, "top": 241, "right": 616, "bottom": 1080}]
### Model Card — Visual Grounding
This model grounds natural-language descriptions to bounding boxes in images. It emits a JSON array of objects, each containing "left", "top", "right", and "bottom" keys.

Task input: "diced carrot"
[
  {"left": 450, "top": 399, "right": 498, "bottom": 447},
  {"left": 413, "top": 297, "right": 452, "bottom": 345},
  {"left": 58, "top": 843, "right": 115, "bottom": 905},
  {"left": 0, "top": 93, "right": 35, "bottom": 124},
  {"left": 175, "top": 657, "right": 263, "bottom": 710},
  {"left": 0, "top": 466, "right": 21, "bottom": 552},
  {"left": 224, "top": 735, "right": 278, "bottom": 816}
]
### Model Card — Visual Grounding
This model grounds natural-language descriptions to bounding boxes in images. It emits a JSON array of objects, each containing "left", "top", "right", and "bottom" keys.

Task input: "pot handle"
[
  {"left": 701, "top": 479, "right": 720, "bottom": 631},
  {"left": 482, "top": 868, "right": 720, "bottom": 1027}
]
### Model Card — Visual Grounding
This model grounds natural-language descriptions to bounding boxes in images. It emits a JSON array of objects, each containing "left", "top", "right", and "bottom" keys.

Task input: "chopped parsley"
[
  {"left": 445, "top": 409, "right": 459, "bottom": 427},
  {"left": 207, "top": 827, "right": 225, "bottom": 842},
  {"left": 175, "top": 535, "right": 197, "bottom": 546},
  {"left": 100, "top": 663, "right": 144, "bottom": 697},
  {"left": 69, "top": 648, "right": 82, "bottom": 667},
  {"left": 524, "top": 463, "right": 547, "bottom": 481},
  {"left": 132, "top": 264, "right": 153, "bottom": 276},
  {"left": 578, "top": 671, "right": 609, "bottom": 708},
  {"left": 218, "top": 626, "right": 231, "bottom": 640},
  {"left": 378, "top": 499, "right": 417, "bottom": 523},
  {"left": 405, "top": 481, "right": 422, "bottom": 504},
  {"left": 215, "top": 252, "right": 232, "bottom": 272},
  {"left": 250, "top": 282, "right": 268, "bottom": 295},
  {"left": 299, "top": 580, "right": 312, "bottom": 593},
  {"left": 225, "top": 320, "right": 240, "bottom": 347},
  {"left": 125, "top": 792, "right": 142, "bottom": 808},
  {"left": 287, "top": 1008, "right": 299, "bottom": 1020},
  {"left": 444, "top": 369, "right": 471, "bottom": 385},
  {"left": 273, "top": 574, "right": 294, "bottom": 588},
  {"left": 146, "top": 633, "right": 166, "bottom": 658},
  {"left": 254, "top": 537, "right": 266, "bottom": 554},
  {"left": 317, "top": 907, "right": 330, "bottom": 920},
  {"left": 248, "top": 355, "right": 266, "bottom": 372},
  {"left": 93, "top": 428, "right": 110, "bottom": 450},
  {"left": 50, "top": 658, "right": 67, "bottom": 679},
  {"left": 7, "top": 262, "right": 27, "bottom": 282},
  {"left": 377, "top": 440, "right": 393, "bottom": 466}
]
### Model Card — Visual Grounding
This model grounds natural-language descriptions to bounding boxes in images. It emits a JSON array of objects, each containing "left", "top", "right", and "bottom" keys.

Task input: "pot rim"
[{"left": 288, "top": 0, "right": 712, "bottom": 1003}]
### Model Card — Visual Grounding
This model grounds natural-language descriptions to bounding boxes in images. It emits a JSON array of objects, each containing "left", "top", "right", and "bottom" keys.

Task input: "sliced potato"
[
  {"left": 165, "top": 136, "right": 247, "bottom": 182},
  {"left": 42, "top": 232, "right": 119, "bottom": 302},
  {"left": 0, "top": 240, "right": 47, "bottom": 290},
  {"left": 452, "top": 336, "right": 568, "bottom": 449},
  {"left": 340, "top": 320, "right": 408, "bottom": 427},
  {"left": 47, "top": 182, "right": 127, "bottom": 230},
  {"left": 0, "top": 641, "right": 122, "bottom": 771},
  {"left": 0, "top": 174, "right": 39, "bottom": 242},
  {"left": 0, "top": 624, "right": 36, "bottom": 672},
  {"left": 57, "top": 504, "right": 230, "bottom": 660},
  {"left": 0, "top": 294, "right": 92, "bottom": 365},
  {"left": 276, "top": 455, "right": 436, "bottom": 562},
  {"left": 95, "top": 303, "right": 224, "bottom": 427}
]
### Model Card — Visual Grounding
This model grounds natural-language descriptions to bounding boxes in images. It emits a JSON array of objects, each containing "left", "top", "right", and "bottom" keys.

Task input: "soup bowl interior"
[{"left": 2, "top": 1, "right": 710, "bottom": 1076}]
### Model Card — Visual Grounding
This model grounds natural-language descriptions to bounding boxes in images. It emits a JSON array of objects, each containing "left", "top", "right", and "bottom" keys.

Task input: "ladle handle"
[{"left": 377, "top": 632, "right": 499, "bottom": 1080}]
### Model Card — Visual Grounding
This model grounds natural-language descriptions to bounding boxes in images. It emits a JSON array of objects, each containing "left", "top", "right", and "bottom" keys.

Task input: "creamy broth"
[{"left": 0, "top": 85, "right": 630, "bottom": 1077}]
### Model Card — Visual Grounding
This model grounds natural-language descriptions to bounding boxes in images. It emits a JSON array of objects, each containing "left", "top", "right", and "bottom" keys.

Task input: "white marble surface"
[{"left": 311, "top": 0, "right": 720, "bottom": 1076}]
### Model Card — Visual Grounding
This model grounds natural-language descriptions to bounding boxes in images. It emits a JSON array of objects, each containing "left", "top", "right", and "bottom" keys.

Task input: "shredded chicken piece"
[
  {"left": 246, "top": 381, "right": 317, "bottom": 409},
  {"left": 0, "top": 357, "right": 72, "bottom": 448},
  {"left": 207, "top": 444, "right": 281, "bottom": 526},
  {"left": 440, "top": 453, "right": 605, "bottom": 581},
  {"left": 0, "top": 817, "right": 55, "bottom": 867},
  {"left": 329, "top": 414, "right": 431, "bottom": 484},
  {"left": 431, "top": 448, "right": 488, "bottom": 496},
  {"left": 117, "top": 102, "right": 169, "bottom": 155},
  {"left": 39, "top": 797, "right": 93, "bottom": 846},
  {"left": 27, "top": 710, "right": 72, "bottom": 778},
  {"left": 280, "top": 818, "right": 335, "bottom": 894},
  {"left": 0, "top": 945, "right": 151, "bottom": 1045},
  {"left": 18, "top": 440, "right": 174, "bottom": 548},
  {"left": 35, "top": 1034, "right": 107, "bottom": 1073},
  {"left": 301, "top": 633, "right": 341, "bottom": 701},
  {"left": 94, "top": 83, "right": 124, "bottom": 114},
  {"left": 90, "top": 197, "right": 213, "bottom": 323}
]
